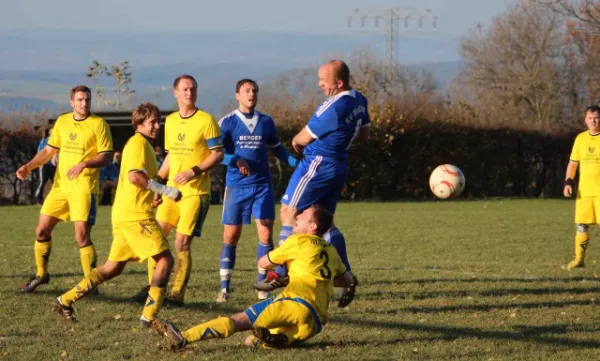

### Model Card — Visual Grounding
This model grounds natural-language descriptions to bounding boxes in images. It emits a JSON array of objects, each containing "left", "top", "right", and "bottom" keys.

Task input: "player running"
[
  {"left": 16, "top": 85, "right": 113, "bottom": 294},
  {"left": 216, "top": 78, "right": 297, "bottom": 303},
  {"left": 52, "top": 102, "right": 181, "bottom": 326}
]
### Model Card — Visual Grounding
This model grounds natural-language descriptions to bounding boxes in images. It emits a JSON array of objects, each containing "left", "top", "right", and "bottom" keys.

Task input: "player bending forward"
[
  {"left": 153, "top": 204, "right": 356, "bottom": 350},
  {"left": 52, "top": 103, "right": 181, "bottom": 326}
]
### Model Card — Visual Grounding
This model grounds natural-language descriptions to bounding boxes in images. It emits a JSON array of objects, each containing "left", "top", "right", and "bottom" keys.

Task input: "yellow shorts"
[
  {"left": 575, "top": 196, "right": 600, "bottom": 224},
  {"left": 40, "top": 188, "right": 98, "bottom": 224},
  {"left": 156, "top": 194, "right": 209, "bottom": 237},
  {"left": 244, "top": 295, "right": 322, "bottom": 347},
  {"left": 108, "top": 219, "right": 170, "bottom": 263}
]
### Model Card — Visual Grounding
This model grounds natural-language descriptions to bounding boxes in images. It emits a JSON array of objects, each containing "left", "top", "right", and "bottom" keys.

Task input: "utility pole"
[{"left": 348, "top": 6, "right": 438, "bottom": 66}]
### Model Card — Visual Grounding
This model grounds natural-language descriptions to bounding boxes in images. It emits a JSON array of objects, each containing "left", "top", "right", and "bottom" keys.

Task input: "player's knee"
[
  {"left": 577, "top": 224, "right": 590, "bottom": 234},
  {"left": 280, "top": 205, "right": 295, "bottom": 225},
  {"left": 35, "top": 224, "right": 51, "bottom": 240},
  {"left": 223, "top": 226, "right": 242, "bottom": 245}
]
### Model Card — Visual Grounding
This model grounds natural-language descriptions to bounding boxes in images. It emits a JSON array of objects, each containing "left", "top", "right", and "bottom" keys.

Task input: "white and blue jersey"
[
  {"left": 282, "top": 89, "right": 370, "bottom": 213},
  {"left": 220, "top": 110, "right": 297, "bottom": 225}
]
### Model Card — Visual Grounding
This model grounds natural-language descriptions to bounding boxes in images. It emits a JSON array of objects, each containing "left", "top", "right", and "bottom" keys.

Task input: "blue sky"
[{"left": 2, "top": 0, "right": 513, "bottom": 38}]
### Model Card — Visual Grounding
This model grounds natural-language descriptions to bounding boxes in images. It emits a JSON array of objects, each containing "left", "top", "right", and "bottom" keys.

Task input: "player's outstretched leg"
[
  {"left": 153, "top": 319, "right": 187, "bottom": 351},
  {"left": 567, "top": 224, "right": 589, "bottom": 270}
]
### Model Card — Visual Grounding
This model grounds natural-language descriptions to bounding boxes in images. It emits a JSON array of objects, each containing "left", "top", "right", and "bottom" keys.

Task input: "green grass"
[{"left": 2, "top": 200, "right": 600, "bottom": 360}]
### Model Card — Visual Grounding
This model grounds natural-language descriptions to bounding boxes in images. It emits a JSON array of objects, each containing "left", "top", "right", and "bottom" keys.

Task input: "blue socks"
[
  {"left": 275, "top": 225, "right": 294, "bottom": 277},
  {"left": 325, "top": 227, "right": 351, "bottom": 272},
  {"left": 219, "top": 244, "right": 237, "bottom": 291},
  {"left": 257, "top": 242, "right": 274, "bottom": 282}
]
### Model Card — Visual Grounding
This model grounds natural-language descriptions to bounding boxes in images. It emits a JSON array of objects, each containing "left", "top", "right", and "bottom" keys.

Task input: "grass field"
[{"left": 2, "top": 200, "right": 600, "bottom": 360}]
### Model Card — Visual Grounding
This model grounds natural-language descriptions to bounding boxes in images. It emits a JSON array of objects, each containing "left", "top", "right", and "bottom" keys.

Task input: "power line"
[{"left": 348, "top": 6, "right": 438, "bottom": 65}]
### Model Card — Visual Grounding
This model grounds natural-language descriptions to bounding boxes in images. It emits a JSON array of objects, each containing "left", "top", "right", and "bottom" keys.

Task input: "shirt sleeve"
[
  {"left": 306, "top": 105, "right": 339, "bottom": 139},
  {"left": 96, "top": 119, "right": 114, "bottom": 154},
  {"left": 267, "top": 235, "right": 299, "bottom": 266},
  {"left": 266, "top": 118, "right": 282, "bottom": 147},
  {"left": 362, "top": 98, "right": 371, "bottom": 128},
  {"left": 123, "top": 137, "right": 147, "bottom": 174},
  {"left": 204, "top": 115, "right": 224, "bottom": 150},
  {"left": 570, "top": 135, "right": 581, "bottom": 162},
  {"left": 47, "top": 119, "right": 61, "bottom": 149}
]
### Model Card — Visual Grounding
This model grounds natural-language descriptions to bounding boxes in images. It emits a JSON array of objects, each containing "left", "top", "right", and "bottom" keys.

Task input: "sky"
[{"left": 1, "top": 0, "right": 514, "bottom": 39}]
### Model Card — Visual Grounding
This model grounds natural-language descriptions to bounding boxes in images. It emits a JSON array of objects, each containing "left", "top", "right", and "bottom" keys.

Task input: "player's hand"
[
  {"left": 16, "top": 164, "right": 31, "bottom": 180},
  {"left": 291, "top": 139, "right": 304, "bottom": 153},
  {"left": 174, "top": 169, "right": 195, "bottom": 185},
  {"left": 51, "top": 155, "right": 58, "bottom": 166},
  {"left": 152, "top": 193, "right": 163, "bottom": 208},
  {"left": 564, "top": 185, "right": 573, "bottom": 198},
  {"left": 236, "top": 158, "right": 250, "bottom": 176},
  {"left": 66, "top": 162, "right": 86, "bottom": 180}
]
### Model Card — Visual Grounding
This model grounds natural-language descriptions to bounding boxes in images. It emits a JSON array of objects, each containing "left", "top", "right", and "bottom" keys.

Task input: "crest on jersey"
[
  {"left": 69, "top": 132, "right": 77, "bottom": 141},
  {"left": 178, "top": 133, "right": 185, "bottom": 142},
  {"left": 590, "top": 146, "right": 595, "bottom": 154}
]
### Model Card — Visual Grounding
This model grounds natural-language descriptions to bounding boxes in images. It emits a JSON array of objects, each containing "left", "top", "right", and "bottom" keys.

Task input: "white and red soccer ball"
[{"left": 429, "top": 164, "right": 465, "bottom": 199}]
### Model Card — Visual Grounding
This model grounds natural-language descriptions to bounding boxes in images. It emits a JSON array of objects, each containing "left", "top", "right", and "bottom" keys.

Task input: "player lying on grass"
[
  {"left": 153, "top": 204, "right": 357, "bottom": 350},
  {"left": 52, "top": 103, "right": 181, "bottom": 326}
]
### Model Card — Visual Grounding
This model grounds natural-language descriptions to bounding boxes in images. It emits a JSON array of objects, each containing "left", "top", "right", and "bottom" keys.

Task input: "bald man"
[{"left": 255, "top": 60, "right": 368, "bottom": 305}]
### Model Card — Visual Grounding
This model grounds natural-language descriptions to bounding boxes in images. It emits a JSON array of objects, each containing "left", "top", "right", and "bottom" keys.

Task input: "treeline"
[{"left": 2, "top": 0, "right": 598, "bottom": 204}]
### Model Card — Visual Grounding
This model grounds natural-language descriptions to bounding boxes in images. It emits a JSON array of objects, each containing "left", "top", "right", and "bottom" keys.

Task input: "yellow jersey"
[
  {"left": 268, "top": 233, "right": 347, "bottom": 324},
  {"left": 164, "top": 109, "right": 223, "bottom": 196},
  {"left": 570, "top": 131, "right": 600, "bottom": 197},
  {"left": 112, "top": 133, "right": 158, "bottom": 226},
  {"left": 47, "top": 112, "right": 113, "bottom": 194}
]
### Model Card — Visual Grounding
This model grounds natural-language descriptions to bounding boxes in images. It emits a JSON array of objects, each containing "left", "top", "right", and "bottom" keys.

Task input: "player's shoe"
[
  {"left": 164, "top": 294, "right": 185, "bottom": 307},
  {"left": 20, "top": 274, "right": 50, "bottom": 294},
  {"left": 566, "top": 259, "right": 585, "bottom": 271},
  {"left": 252, "top": 327, "right": 288, "bottom": 347},
  {"left": 51, "top": 298, "right": 76, "bottom": 322},
  {"left": 153, "top": 318, "right": 187, "bottom": 351},
  {"left": 257, "top": 291, "right": 271, "bottom": 300},
  {"left": 215, "top": 289, "right": 230, "bottom": 303},
  {"left": 139, "top": 315, "right": 152, "bottom": 328},
  {"left": 253, "top": 271, "right": 289, "bottom": 292},
  {"left": 338, "top": 273, "right": 359, "bottom": 308},
  {"left": 132, "top": 285, "right": 150, "bottom": 304}
]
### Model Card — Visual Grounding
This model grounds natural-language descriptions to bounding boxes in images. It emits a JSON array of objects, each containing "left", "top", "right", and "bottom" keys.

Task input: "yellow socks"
[
  {"left": 147, "top": 257, "right": 157, "bottom": 285},
  {"left": 141, "top": 286, "right": 166, "bottom": 321},
  {"left": 34, "top": 239, "right": 52, "bottom": 278},
  {"left": 60, "top": 269, "right": 104, "bottom": 307},
  {"left": 79, "top": 245, "right": 97, "bottom": 277},
  {"left": 181, "top": 317, "right": 235, "bottom": 343},
  {"left": 170, "top": 251, "right": 191, "bottom": 300},
  {"left": 575, "top": 231, "right": 590, "bottom": 263}
]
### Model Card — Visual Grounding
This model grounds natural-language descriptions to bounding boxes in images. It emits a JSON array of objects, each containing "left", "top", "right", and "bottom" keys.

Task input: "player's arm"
[
  {"left": 294, "top": 107, "right": 338, "bottom": 153},
  {"left": 129, "top": 170, "right": 181, "bottom": 201},
  {"left": 173, "top": 147, "right": 224, "bottom": 185},
  {"left": 257, "top": 236, "right": 298, "bottom": 269},
  {"left": 66, "top": 151, "right": 113, "bottom": 180},
  {"left": 157, "top": 152, "right": 170, "bottom": 180},
  {"left": 564, "top": 160, "right": 579, "bottom": 198},
  {"left": 268, "top": 121, "right": 298, "bottom": 167},
  {"left": 333, "top": 271, "right": 353, "bottom": 288},
  {"left": 292, "top": 127, "right": 316, "bottom": 153},
  {"left": 16, "top": 145, "right": 58, "bottom": 180}
]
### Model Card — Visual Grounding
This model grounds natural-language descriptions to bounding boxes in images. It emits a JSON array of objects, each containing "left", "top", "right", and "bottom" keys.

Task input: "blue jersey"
[
  {"left": 220, "top": 110, "right": 296, "bottom": 187},
  {"left": 305, "top": 90, "right": 370, "bottom": 160}
]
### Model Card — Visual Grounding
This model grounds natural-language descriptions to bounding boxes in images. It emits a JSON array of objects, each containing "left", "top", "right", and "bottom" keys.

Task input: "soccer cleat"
[
  {"left": 51, "top": 298, "right": 76, "bottom": 322},
  {"left": 153, "top": 318, "right": 187, "bottom": 351},
  {"left": 215, "top": 289, "right": 230, "bottom": 303},
  {"left": 164, "top": 294, "right": 184, "bottom": 307},
  {"left": 257, "top": 291, "right": 271, "bottom": 301},
  {"left": 252, "top": 327, "right": 288, "bottom": 347},
  {"left": 253, "top": 272, "right": 289, "bottom": 292},
  {"left": 566, "top": 259, "right": 585, "bottom": 271},
  {"left": 338, "top": 273, "right": 359, "bottom": 308},
  {"left": 20, "top": 274, "right": 50, "bottom": 294},
  {"left": 131, "top": 285, "right": 150, "bottom": 304}
]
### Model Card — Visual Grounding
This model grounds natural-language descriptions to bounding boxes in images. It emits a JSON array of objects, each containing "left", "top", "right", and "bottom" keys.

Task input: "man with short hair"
[
  {"left": 132, "top": 74, "right": 224, "bottom": 306},
  {"left": 216, "top": 78, "right": 297, "bottom": 303},
  {"left": 256, "top": 60, "right": 368, "bottom": 303},
  {"left": 153, "top": 204, "right": 356, "bottom": 350},
  {"left": 16, "top": 85, "right": 114, "bottom": 293},
  {"left": 52, "top": 102, "right": 181, "bottom": 326}
]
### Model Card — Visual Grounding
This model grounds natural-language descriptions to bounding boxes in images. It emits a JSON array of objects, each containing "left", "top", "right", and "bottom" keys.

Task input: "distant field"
[{"left": 2, "top": 200, "right": 600, "bottom": 360}]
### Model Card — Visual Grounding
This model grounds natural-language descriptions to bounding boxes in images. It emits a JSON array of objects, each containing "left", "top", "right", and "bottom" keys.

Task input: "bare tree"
[
  {"left": 86, "top": 60, "right": 107, "bottom": 110},
  {"left": 106, "top": 61, "right": 135, "bottom": 109},
  {"left": 458, "top": 0, "right": 572, "bottom": 131}
]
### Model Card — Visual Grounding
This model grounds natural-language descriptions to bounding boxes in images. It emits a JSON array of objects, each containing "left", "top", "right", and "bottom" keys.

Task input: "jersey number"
[
  {"left": 319, "top": 250, "right": 332, "bottom": 279},
  {"left": 346, "top": 118, "right": 363, "bottom": 150}
]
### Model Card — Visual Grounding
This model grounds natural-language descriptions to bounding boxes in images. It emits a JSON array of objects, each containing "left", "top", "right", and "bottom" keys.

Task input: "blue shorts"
[
  {"left": 222, "top": 185, "right": 275, "bottom": 225},
  {"left": 281, "top": 155, "right": 347, "bottom": 213}
]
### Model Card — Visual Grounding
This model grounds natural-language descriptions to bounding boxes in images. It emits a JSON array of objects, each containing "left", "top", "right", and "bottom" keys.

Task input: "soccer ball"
[{"left": 429, "top": 164, "right": 465, "bottom": 199}]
